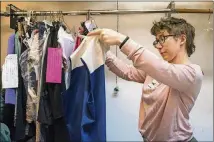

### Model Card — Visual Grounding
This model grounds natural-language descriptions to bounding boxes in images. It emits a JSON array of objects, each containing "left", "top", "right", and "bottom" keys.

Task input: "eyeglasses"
[{"left": 153, "top": 35, "right": 176, "bottom": 48}]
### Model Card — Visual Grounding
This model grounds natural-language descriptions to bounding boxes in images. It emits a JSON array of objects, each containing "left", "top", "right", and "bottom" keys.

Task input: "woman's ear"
[{"left": 180, "top": 34, "right": 186, "bottom": 46}]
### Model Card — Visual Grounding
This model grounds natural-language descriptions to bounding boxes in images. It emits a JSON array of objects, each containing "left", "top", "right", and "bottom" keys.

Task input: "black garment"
[
  {"left": 48, "top": 22, "right": 65, "bottom": 119},
  {"left": 37, "top": 26, "right": 52, "bottom": 125},
  {"left": 38, "top": 23, "right": 64, "bottom": 122},
  {"left": 41, "top": 117, "right": 70, "bottom": 142},
  {"left": 38, "top": 23, "right": 70, "bottom": 142},
  {"left": 17, "top": 123, "right": 36, "bottom": 142},
  {"left": 2, "top": 73, "right": 15, "bottom": 141},
  {"left": 3, "top": 104, "right": 15, "bottom": 140},
  {"left": 38, "top": 89, "right": 53, "bottom": 125},
  {"left": 14, "top": 58, "right": 27, "bottom": 141},
  {"left": 0, "top": 90, "right": 5, "bottom": 122}
]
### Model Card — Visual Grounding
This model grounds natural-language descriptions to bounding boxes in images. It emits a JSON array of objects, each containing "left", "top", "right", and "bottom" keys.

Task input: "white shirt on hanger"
[
  {"left": 58, "top": 26, "right": 75, "bottom": 60},
  {"left": 58, "top": 26, "right": 75, "bottom": 89}
]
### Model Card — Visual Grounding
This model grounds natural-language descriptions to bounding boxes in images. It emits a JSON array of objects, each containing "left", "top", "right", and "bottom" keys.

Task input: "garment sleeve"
[
  {"left": 105, "top": 51, "right": 146, "bottom": 83},
  {"left": 120, "top": 38, "right": 201, "bottom": 92}
]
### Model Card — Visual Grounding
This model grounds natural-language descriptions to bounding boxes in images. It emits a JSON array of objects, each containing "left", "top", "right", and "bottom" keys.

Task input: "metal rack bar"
[
  {"left": 1, "top": 3, "right": 213, "bottom": 30},
  {"left": 0, "top": 8, "right": 213, "bottom": 17}
]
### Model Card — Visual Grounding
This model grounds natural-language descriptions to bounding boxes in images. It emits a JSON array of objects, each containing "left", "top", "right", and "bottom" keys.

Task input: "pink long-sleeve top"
[{"left": 105, "top": 38, "right": 203, "bottom": 142}]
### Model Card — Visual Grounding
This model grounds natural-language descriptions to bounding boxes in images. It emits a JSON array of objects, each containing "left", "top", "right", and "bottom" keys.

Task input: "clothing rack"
[
  {"left": 1, "top": 3, "right": 213, "bottom": 16},
  {"left": 0, "top": 3, "right": 213, "bottom": 29},
  {"left": 1, "top": 8, "right": 213, "bottom": 17}
]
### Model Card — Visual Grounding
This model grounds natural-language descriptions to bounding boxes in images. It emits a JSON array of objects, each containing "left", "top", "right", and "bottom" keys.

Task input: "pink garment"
[
  {"left": 105, "top": 39, "right": 203, "bottom": 142},
  {"left": 73, "top": 36, "right": 82, "bottom": 52}
]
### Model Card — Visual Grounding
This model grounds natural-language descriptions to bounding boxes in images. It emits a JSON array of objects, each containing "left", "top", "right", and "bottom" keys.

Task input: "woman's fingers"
[
  {"left": 87, "top": 28, "right": 121, "bottom": 46},
  {"left": 87, "top": 29, "right": 103, "bottom": 36}
]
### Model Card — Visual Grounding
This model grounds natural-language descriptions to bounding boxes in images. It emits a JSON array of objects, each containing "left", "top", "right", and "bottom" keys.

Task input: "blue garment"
[
  {"left": 63, "top": 36, "right": 106, "bottom": 142},
  {"left": 5, "top": 34, "right": 16, "bottom": 105},
  {"left": 7, "top": 34, "right": 15, "bottom": 54}
]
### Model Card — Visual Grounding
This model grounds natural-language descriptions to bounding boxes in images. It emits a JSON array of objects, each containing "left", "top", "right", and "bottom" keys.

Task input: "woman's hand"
[{"left": 87, "top": 28, "right": 126, "bottom": 47}]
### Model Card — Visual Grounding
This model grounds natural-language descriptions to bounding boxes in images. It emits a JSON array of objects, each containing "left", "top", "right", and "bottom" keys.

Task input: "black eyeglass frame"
[{"left": 153, "top": 34, "right": 176, "bottom": 47}]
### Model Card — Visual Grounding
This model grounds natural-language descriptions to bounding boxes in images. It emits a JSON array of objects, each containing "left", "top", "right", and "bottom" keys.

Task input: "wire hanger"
[
  {"left": 60, "top": 11, "right": 72, "bottom": 34},
  {"left": 24, "top": 10, "right": 32, "bottom": 26},
  {"left": 86, "top": 10, "right": 90, "bottom": 21},
  {"left": 31, "top": 10, "right": 37, "bottom": 24},
  {"left": 204, "top": 10, "right": 213, "bottom": 32},
  {"left": 43, "top": 11, "right": 52, "bottom": 27},
  {"left": 82, "top": 10, "right": 97, "bottom": 35}
]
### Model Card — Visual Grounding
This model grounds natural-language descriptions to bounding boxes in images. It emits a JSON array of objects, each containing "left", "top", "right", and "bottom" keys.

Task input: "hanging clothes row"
[{"left": 1, "top": 14, "right": 106, "bottom": 142}]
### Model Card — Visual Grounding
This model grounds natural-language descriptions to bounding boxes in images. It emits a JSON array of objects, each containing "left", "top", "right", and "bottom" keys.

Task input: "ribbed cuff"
[{"left": 120, "top": 38, "right": 144, "bottom": 59}]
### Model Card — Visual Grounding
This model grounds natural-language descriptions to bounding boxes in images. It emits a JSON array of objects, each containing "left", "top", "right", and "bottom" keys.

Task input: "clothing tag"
[
  {"left": 2, "top": 54, "right": 18, "bottom": 88},
  {"left": 46, "top": 48, "right": 62, "bottom": 83},
  {"left": 84, "top": 20, "right": 97, "bottom": 32}
]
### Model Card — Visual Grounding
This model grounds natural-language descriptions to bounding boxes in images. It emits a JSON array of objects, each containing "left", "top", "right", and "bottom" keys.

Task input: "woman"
[{"left": 87, "top": 17, "right": 203, "bottom": 142}]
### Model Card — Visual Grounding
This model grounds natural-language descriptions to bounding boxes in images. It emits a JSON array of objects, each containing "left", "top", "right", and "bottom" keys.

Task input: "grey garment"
[
  {"left": 26, "top": 31, "right": 44, "bottom": 123},
  {"left": 19, "top": 48, "right": 37, "bottom": 123},
  {"left": 27, "top": 30, "right": 44, "bottom": 81},
  {"left": 64, "top": 58, "right": 71, "bottom": 90},
  {"left": 19, "top": 48, "right": 30, "bottom": 92},
  {"left": 19, "top": 30, "right": 45, "bottom": 123},
  {"left": 0, "top": 123, "right": 11, "bottom": 142},
  {"left": 15, "top": 32, "right": 21, "bottom": 59}
]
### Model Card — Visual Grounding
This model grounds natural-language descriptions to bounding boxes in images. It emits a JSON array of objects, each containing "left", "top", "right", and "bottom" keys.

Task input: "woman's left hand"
[{"left": 87, "top": 28, "right": 126, "bottom": 47}]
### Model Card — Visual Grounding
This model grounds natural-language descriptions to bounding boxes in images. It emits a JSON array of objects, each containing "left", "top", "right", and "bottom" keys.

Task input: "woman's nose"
[{"left": 155, "top": 43, "right": 163, "bottom": 49}]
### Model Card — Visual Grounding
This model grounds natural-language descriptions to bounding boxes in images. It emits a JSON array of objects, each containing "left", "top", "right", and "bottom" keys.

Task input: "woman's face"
[{"left": 153, "top": 30, "right": 184, "bottom": 62}]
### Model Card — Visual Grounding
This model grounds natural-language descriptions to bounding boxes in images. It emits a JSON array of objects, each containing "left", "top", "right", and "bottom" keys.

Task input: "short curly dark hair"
[{"left": 150, "top": 17, "right": 196, "bottom": 57}]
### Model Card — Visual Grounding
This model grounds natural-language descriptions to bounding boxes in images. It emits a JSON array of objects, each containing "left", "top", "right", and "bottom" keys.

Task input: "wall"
[{"left": 1, "top": 2, "right": 213, "bottom": 141}]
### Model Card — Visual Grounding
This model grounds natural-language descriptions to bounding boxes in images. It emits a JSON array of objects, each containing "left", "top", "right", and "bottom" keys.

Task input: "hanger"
[
  {"left": 81, "top": 10, "right": 98, "bottom": 35},
  {"left": 204, "top": 10, "right": 213, "bottom": 32},
  {"left": 87, "top": 10, "right": 98, "bottom": 29},
  {"left": 43, "top": 11, "right": 53, "bottom": 27},
  {"left": 24, "top": 10, "right": 31, "bottom": 26},
  {"left": 21, "top": 10, "right": 30, "bottom": 38},
  {"left": 59, "top": 11, "right": 72, "bottom": 34},
  {"left": 16, "top": 13, "right": 26, "bottom": 38},
  {"left": 86, "top": 10, "right": 90, "bottom": 21}
]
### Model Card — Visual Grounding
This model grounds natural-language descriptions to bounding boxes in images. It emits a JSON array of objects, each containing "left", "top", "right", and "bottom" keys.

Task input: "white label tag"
[
  {"left": 2, "top": 54, "right": 18, "bottom": 88},
  {"left": 84, "top": 20, "right": 97, "bottom": 32}
]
